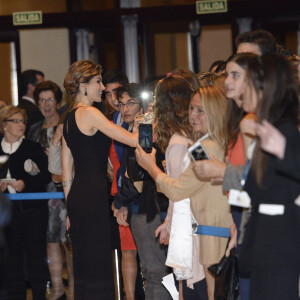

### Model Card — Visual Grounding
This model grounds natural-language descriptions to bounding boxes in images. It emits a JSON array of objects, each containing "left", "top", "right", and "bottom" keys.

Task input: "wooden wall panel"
[
  {"left": 199, "top": 24, "right": 232, "bottom": 72},
  {"left": 0, "top": 43, "right": 13, "bottom": 104},
  {"left": 154, "top": 33, "right": 189, "bottom": 76},
  {"left": 0, "top": 0, "right": 67, "bottom": 15}
]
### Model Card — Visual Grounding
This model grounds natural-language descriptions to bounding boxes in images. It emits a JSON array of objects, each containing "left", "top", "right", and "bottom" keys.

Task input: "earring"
[{"left": 84, "top": 89, "right": 87, "bottom": 96}]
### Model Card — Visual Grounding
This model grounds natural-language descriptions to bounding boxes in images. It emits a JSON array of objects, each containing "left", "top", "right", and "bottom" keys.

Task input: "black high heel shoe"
[{"left": 55, "top": 292, "right": 67, "bottom": 300}]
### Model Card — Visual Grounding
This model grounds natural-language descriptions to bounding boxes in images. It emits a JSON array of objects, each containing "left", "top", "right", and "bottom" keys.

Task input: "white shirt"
[
  {"left": 1, "top": 137, "right": 23, "bottom": 193},
  {"left": 22, "top": 96, "right": 36, "bottom": 105}
]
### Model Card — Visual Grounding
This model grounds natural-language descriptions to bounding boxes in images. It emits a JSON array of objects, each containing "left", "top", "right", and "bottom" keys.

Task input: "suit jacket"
[
  {"left": 18, "top": 97, "right": 43, "bottom": 136},
  {"left": 240, "top": 121, "right": 300, "bottom": 271},
  {"left": 156, "top": 138, "right": 233, "bottom": 265}
]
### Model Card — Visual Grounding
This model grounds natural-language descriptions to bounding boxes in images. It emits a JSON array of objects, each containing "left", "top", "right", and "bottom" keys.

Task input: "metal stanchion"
[{"left": 112, "top": 249, "right": 123, "bottom": 300}]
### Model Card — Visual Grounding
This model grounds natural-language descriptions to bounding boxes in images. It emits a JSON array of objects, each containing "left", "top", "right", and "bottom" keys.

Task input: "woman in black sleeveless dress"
[{"left": 62, "top": 60, "right": 137, "bottom": 299}]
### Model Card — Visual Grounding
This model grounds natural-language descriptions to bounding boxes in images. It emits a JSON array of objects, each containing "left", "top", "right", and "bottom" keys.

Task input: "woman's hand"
[
  {"left": 226, "top": 223, "right": 237, "bottom": 257},
  {"left": 111, "top": 202, "right": 119, "bottom": 217},
  {"left": 9, "top": 180, "right": 25, "bottom": 192},
  {"left": 52, "top": 124, "right": 64, "bottom": 147},
  {"left": 0, "top": 182, "right": 8, "bottom": 192},
  {"left": 155, "top": 222, "right": 170, "bottom": 245},
  {"left": 52, "top": 174, "right": 62, "bottom": 183},
  {"left": 247, "top": 119, "right": 286, "bottom": 159},
  {"left": 116, "top": 206, "right": 129, "bottom": 227},
  {"left": 193, "top": 154, "right": 226, "bottom": 181},
  {"left": 135, "top": 144, "right": 157, "bottom": 172}
]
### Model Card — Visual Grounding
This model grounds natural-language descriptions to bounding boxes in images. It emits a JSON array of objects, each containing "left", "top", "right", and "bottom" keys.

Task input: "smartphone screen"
[
  {"left": 139, "top": 124, "right": 153, "bottom": 153},
  {"left": 189, "top": 142, "right": 209, "bottom": 161}
]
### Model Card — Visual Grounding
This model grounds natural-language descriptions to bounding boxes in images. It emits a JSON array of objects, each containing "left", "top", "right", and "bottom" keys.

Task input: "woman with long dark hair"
[{"left": 239, "top": 54, "right": 300, "bottom": 299}]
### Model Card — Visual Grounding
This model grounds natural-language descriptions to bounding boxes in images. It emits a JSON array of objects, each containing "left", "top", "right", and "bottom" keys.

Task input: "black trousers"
[
  {"left": 182, "top": 278, "right": 208, "bottom": 300},
  {"left": 250, "top": 267, "right": 299, "bottom": 300},
  {"left": 5, "top": 205, "right": 49, "bottom": 300}
]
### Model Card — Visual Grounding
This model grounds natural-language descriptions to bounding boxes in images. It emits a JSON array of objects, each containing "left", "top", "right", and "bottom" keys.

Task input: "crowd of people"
[{"left": 0, "top": 29, "right": 299, "bottom": 300}]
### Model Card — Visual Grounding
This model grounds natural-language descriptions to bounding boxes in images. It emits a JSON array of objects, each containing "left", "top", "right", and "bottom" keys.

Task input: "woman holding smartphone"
[
  {"left": 62, "top": 60, "right": 137, "bottom": 299},
  {"left": 0, "top": 106, "right": 51, "bottom": 299},
  {"left": 136, "top": 84, "right": 233, "bottom": 299}
]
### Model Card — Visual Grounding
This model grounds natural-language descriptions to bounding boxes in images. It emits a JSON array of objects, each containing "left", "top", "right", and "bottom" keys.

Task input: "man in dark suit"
[{"left": 18, "top": 69, "right": 45, "bottom": 135}]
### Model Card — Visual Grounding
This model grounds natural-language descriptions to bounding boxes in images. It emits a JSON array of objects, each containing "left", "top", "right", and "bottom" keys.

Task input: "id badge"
[{"left": 228, "top": 189, "right": 251, "bottom": 208}]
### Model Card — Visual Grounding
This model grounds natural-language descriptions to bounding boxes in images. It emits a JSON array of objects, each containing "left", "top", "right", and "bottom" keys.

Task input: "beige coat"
[{"left": 156, "top": 138, "right": 233, "bottom": 265}]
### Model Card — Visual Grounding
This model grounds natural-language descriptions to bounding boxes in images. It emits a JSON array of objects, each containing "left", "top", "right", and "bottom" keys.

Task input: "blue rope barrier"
[
  {"left": 5, "top": 192, "right": 65, "bottom": 200},
  {"left": 196, "top": 225, "right": 230, "bottom": 238},
  {"left": 132, "top": 204, "right": 229, "bottom": 237}
]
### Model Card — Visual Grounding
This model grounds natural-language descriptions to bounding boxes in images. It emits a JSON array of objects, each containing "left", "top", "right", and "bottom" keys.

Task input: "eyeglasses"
[
  {"left": 39, "top": 97, "right": 55, "bottom": 104},
  {"left": 118, "top": 101, "right": 140, "bottom": 109},
  {"left": 5, "top": 119, "right": 27, "bottom": 125}
]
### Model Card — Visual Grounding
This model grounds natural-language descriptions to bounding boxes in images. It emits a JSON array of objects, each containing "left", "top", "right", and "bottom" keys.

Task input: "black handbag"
[{"left": 208, "top": 248, "right": 239, "bottom": 300}]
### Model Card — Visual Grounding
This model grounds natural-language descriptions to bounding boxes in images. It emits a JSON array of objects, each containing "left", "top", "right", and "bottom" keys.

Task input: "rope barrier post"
[{"left": 112, "top": 248, "right": 123, "bottom": 300}]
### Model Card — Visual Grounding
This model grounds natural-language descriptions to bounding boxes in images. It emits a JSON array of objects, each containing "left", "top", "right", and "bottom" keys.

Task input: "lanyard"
[{"left": 240, "top": 159, "right": 252, "bottom": 190}]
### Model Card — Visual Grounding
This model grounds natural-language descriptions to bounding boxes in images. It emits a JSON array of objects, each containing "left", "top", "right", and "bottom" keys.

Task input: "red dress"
[{"left": 109, "top": 140, "right": 137, "bottom": 251}]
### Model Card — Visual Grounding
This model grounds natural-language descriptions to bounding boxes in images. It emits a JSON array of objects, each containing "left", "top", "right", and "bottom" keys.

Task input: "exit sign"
[
  {"left": 13, "top": 11, "right": 43, "bottom": 26},
  {"left": 196, "top": 0, "right": 227, "bottom": 14}
]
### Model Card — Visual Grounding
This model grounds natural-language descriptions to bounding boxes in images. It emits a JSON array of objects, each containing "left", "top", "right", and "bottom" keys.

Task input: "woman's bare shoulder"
[{"left": 76, "top": 105, "right": 104, "bottom": 120}]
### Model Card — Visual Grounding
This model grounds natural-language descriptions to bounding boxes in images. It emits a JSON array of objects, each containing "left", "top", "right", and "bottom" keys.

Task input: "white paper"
[
  {"left": 259, "top": 204, "right": 284, "bottom": 215},
  {"left": 162, "top": 273, "right": 179, "bottom": 300}
]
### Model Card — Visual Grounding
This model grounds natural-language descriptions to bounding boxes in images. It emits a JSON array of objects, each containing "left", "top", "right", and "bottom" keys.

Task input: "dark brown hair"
[
  {"left": 225, "top": 53, "right": 258, "bottom": 151},
  {"left": 34, "top": 80, "right": 63, "bottom": 105},
  {"left": 154, "top": 75, "right": 194, "bottom": 153},
  {"left": 248, "top": 54, "right": 299, "bottom": 184}
]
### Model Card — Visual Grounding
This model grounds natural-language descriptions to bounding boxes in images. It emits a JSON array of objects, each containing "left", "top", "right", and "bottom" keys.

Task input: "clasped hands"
[{"left": 0, "top": 179, "right": 25, "bottom": 192}]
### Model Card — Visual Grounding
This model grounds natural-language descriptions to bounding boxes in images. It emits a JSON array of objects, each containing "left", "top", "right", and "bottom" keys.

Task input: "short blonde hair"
[
  {"left": 0, "top": 106, "right": 27, "bottom": 134},
  {"left": 198, "top": 86, "right": 229, "bottom": 151},
  {"left": 64, "top": 60, "right": 102, "bottom": 100}
]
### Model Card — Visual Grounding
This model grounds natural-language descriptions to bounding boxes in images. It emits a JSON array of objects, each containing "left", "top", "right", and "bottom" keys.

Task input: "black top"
[
  {"left": 240, "top": 121, "right": 300, "bottom": 272},
  {"left": 0, "top": 139, "right": 51, "bottom": 211}
]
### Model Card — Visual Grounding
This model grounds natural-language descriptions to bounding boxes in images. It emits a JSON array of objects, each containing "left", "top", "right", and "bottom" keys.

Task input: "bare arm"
[
  {"left": 62, "top": 136, "right": 74, "bottom": 199},
  {"left": 78, "top": 107, "right": 138, "bottom": 147}
]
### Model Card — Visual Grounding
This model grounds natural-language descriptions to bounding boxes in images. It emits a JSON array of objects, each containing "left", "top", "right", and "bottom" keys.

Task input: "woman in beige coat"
[{"left": 136, "top": 86, "right": 234, "bottom": 299}]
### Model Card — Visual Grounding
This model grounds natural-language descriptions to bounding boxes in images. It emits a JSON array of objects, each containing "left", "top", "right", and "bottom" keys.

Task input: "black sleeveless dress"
[{"left": 63, "top": 108, "right": 114, "bottom": 299}]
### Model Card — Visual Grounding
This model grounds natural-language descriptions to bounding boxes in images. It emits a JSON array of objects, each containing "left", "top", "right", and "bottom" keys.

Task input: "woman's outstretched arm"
[{"left": 78, "top": 106, "right": 138, "bottom": 147}]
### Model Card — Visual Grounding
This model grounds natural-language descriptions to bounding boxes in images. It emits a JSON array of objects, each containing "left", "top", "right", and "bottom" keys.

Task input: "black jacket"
[
  {"left": 0, "top": 139, "right": 51, "bottom": 212},
  {"left": 114, "top": 143, "right": 168, "bottom": 223},
  {"left": 240, "top": 121, "right": 300, "bottom": 273}
]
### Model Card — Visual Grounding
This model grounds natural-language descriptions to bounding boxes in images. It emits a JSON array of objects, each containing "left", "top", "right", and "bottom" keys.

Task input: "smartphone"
[
  {"left": 139, "top": 124, "right": 153, "bottom": 153},
  {"left": 0, "top": 178, "right": 16, "bottom": 184},
  {"left": 188, "top": 141, "right": 210, "bottom": 161}
]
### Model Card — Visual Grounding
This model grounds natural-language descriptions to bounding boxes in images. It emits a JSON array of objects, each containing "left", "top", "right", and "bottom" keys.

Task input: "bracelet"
[{"left": 62, "top": 180, "right": 73, "bottom": 188}]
